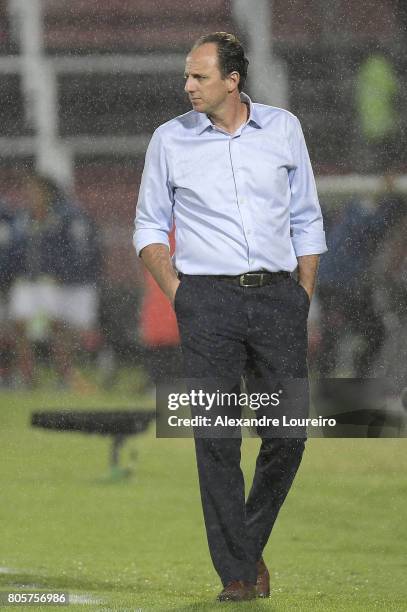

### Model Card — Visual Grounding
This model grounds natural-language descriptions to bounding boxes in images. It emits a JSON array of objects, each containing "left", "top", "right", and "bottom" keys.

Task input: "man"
[
  {"left": 10, "top": 174, "right": 101, "bottom": 388},
  {"left": 0, "top": 200, "right": 25, "bottom": 386},
  {"left": 355, "top": 50, "right": 399, "bottom": 173},
  {"left": 317, "top": 179, "right": 406, "bottom": 377},
  {"left": 134, "top": 33, "right": 327, "bottom": 602}
]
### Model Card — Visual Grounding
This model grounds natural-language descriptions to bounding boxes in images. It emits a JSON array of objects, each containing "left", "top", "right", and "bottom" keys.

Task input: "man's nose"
[{"left": 184, "top": 76, "right": 195, "bottom": 94}]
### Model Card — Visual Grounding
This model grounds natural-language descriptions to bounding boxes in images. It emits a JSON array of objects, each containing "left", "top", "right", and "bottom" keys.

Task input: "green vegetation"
[{"left": 0, "top": 383, "right": 406, "bottom": 611}]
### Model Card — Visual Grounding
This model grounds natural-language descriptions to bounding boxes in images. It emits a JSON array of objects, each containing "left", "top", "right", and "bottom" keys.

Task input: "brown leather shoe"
[
  {"left": 256, "top": 558, "right": 270, "bottom": 598},
  {"left": 217, "top": 580, "right": 256, "bottom": 602}
]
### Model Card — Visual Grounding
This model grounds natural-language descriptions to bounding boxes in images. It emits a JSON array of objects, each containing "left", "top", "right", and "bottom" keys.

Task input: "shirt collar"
[
  {"left": 241, "top": 92, "right": 263, "bottom": 129},
  {"left": 195, "top": 91, "right": 263, "bottom": 135}
]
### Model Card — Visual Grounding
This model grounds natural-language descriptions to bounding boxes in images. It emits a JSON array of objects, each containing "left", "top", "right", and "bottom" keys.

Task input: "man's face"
[{"left": 184, "top": 43, "right": 230, "bottom": 115}]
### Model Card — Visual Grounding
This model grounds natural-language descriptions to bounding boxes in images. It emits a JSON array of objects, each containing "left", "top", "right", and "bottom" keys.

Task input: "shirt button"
[
  {"left": 240, "top": 198, "right": 245, "bottom": 204},
  {"left": 247, "top": 230, "right": 252, "bottom": 235}
]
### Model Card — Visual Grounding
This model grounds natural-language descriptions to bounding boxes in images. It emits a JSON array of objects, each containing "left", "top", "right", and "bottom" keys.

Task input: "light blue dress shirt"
[{"left": 134, "top": 92, "right": 327, "bottom": 274}]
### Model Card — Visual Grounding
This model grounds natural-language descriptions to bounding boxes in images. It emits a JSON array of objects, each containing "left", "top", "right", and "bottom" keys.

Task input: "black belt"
[{"left": 179, "top": 271, "right": 290, "bottom": 287}]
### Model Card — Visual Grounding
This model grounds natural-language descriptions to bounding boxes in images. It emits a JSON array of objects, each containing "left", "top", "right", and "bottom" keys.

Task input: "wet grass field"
[{"left": 1, "top": 385, "right": 406, "bottom": 611}]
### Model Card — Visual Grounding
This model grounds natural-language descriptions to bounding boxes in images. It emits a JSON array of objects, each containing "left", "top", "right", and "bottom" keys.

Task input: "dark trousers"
[{"left": 174, "top": 274, "right": 309, "bottom": 586}]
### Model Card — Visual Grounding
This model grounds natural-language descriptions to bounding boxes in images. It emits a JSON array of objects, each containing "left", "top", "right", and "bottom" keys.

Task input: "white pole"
[
  {"left": 8, "top": 0, "right": 72, "bottom": 186},
  {"left": 233, "top": 0, "right": 288, "bottom": 108}
]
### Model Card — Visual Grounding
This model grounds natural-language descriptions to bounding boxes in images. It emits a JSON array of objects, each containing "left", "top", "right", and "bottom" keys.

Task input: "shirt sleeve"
[
  {"left": 287, "top": 116, "right": 327, "bottom": 257},
  {"left": 133, "top": 129, "right": 174, "bottom": 256}
]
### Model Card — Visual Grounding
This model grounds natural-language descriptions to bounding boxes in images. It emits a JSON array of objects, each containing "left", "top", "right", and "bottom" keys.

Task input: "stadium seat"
[{"left": 42, "top": 0, "right": 232, "bottom": 54}]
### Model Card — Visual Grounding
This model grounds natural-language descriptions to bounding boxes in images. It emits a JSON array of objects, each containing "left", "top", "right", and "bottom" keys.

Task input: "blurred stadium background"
[
  {"left": 0, "top": 1, "right": 406, "bottom": 610},
  {"left": 0, "top": 0, "right": 406, "bottom": 389}
]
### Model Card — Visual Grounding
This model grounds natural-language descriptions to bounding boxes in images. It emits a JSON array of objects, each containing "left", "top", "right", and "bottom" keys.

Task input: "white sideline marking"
[
  {"left": 69, "top": 594, "right": 105, "bottom": 605},
  {"left": 0, "top": 568, "right": 106, "bottom": 605}
]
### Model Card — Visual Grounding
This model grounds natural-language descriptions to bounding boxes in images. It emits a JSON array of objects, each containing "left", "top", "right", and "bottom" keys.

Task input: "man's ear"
[{"left": 227, "top": 71, "right": 240, "bottom": 93}]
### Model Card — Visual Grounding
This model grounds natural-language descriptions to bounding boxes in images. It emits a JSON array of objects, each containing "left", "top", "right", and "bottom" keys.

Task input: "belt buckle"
[{"left": 239, "top": 273, "right": 264, "bottom": 287}]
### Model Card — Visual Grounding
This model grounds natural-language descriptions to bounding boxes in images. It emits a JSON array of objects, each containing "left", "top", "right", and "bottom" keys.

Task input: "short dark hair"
[{"left": 192, "top": 32, "right": 249, "bottom": 92}]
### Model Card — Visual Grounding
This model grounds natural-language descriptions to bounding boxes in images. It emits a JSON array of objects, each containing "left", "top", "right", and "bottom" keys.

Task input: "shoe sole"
[
  {"left": 218, "top": 594, "right": 257, "bottom": 602},
  {"left": 218, "top": 590, "right": 257, "bottom": 602}
]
